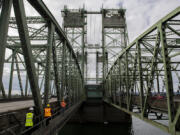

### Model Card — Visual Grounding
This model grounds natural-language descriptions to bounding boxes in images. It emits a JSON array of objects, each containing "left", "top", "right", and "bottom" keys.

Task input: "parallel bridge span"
[{"left": 103, "top": 6, "right": 180, "bottom": 135}]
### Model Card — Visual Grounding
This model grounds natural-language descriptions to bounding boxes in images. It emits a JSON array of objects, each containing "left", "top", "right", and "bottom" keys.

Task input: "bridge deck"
[{"left": 0, "top": 98, "right": 57, "bottom": 114}]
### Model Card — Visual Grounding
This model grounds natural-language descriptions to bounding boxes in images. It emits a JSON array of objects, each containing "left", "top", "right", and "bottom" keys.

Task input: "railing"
[
  {"left": 103, "top": 6, "right": 180, "bottom": 135},
  {"left": 0, "top": 101, "right": 81, "bottom": 135}
]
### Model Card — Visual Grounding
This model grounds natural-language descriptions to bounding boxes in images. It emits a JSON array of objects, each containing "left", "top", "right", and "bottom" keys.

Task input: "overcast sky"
[{"left": 43, "top": 0, "right": 180, "bottom": 42}]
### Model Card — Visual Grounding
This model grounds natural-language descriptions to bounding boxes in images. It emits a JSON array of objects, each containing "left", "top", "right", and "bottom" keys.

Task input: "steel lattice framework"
[
  {"left": 103, "top": 7, "right": 180, "bottom": 135},
  {"left": 0, "top": 0, "right": 84, "bottom": 125},
  {"left": 101, "top": 8, "right": 128, "bottom": 80},
  {"left": 0, "top": 0, "right": 180, "bottom": 135},
  {"left": 62, "top": 7, "right": 87, "bottom": 81}
]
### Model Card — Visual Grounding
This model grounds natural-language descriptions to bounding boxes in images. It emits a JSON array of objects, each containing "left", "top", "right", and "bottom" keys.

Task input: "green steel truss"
[
  {"left": 0, "top": 0, "right": 84, "bottom": 124},
  {"left": 0, "top": 0, "right": 180, "bottom": 134},
  {"left": 103, "top": 6, "right": 180, "bottom": 135},
  {"left": 62, "top": 7, "right": 87, "bottom": 82},
  {"left": 101, "top": 8, "right": 128, "bottom": 81}
]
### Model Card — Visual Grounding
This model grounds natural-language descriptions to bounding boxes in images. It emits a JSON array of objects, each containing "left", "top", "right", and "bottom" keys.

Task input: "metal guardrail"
[{"left": 0, "top": 101, "right": 82, "bottom": 135}]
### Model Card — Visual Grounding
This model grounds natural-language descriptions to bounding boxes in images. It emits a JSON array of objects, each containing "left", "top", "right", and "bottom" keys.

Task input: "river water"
[{"left": 59, "top": 116, "right": 169, "bottom": 135}]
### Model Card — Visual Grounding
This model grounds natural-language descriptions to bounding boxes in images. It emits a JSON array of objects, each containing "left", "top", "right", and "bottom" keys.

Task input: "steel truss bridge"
[{"left": 0, "top": 0, "right": 179, "bottom": 135}]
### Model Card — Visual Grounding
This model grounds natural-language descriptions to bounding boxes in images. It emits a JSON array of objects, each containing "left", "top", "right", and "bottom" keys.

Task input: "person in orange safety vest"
[
  {"left": 61, "top": 99, "right": 66, "bottom": 115},
  {"left": 44, "top": 104, "right": 52, "bottom": 125},
  {"left": 60, "top": 99, "right": 66, "bottom": 108}
]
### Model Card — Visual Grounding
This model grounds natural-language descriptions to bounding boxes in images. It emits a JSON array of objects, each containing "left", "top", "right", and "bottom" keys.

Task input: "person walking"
[
  {"left": 44, "top": 104, "right": 52, "bottom": 126},
  {"left": 25, "top": 107, "right": 34, "bottom": 134},
  {"left": 60, "top": 99, "right": 66, "bottom": 115}
]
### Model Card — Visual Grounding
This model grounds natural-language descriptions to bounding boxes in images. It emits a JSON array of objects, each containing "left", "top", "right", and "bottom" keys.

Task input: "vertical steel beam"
[
  {"left": 25, "top": 73, "right": 29, "bottom": 97},
  {"left": 156, "top": 73, "right": 160, "bottom": 93},
  {"left": 8, "top": 51, "right": 15, "bottom": 98},
  {"left": 96, "top": 51, "right": 99, "bottom": 84},
  {"left": 159, "top": 23, "right": 175, "bottom": 133},
  {"left": 137, "top": 41, "right": 144, "bottom": 115},
  {"left": 125, "top": 50, "right": 130, "bottom": 110},
  {"left": 124, "top": 26, "right": 130, "bottom": 110},
  {"left": 85, "top": 52, "right": 88, "bottom": 83},
  {"left": 52, "top": 38, "right": 61, "bottom": 102},
  {"left": 15, "top": 55, "right": 24, "bottom": 97},
  {"left": 68, "top": 51, "right": 72, "bottom": 104},
  {"left": 118, "top": 58, "right": 122, "bottom": 106},
  {"left": 106, "top": 52, "right": 108, "bottom": 74},
  {"left": 102, "top": 10, "right": 105, "bottom": 81},
  {"left": 13, "top": 0, "right": 43, "bottom": 115},
  {"left": 107, "top": 77, "right": 109, "bottom": 97},
  {"left": 0, "top": 0, "right": 13, "bottom": 98},
  {"left": 44, "top": 22, "right": 54, "bottom": 106},
  {"left": 106, "top": 79, "right": 108, "bottom": 97},
  {"left": 81, "top": 20, "right": 85, "bottom": 82},
  {"left": 61, "top": 41, "right": 66, "bottom": 99}
]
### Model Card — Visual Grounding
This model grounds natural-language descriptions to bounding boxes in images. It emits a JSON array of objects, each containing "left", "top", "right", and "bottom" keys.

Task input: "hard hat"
[
  {"left": 29, "top": 107, "right": 34, "bottom": 111},
  {"left": 47, "top": 104, "right": 50, "bottom": 107}
]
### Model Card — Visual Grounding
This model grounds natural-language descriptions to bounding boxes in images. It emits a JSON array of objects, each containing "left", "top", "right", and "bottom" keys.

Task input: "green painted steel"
[
  {"left": 44, "top": 22, "right": 55, "bottom": 106},
  {"left": 13, "top": 0, "right": 44, "bottom": 115},
  {"left": 0, "top": 0, "right": 84, "bottom": 134},
  {"left": 0, "top": 0, "right": 179, "bottom": 134},
  {"left": 103, "top": 6, "right": 180, "bottom": 135},
  {"left": 0, "top": 0, "right": 13, "bottom": 99}
]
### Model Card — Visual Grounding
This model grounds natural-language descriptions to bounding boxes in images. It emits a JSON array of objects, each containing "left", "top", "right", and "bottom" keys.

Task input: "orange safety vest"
[
  {"left": 61, "top": 101, "right": 66, "bottom": 108},
  {"left": 44, "top": 107, "right": 52, "bottom": 117}
]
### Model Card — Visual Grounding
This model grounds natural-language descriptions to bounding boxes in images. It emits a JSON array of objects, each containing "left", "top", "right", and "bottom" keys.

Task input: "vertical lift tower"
[
  {"left": 62, "top": 6, "right": 87, "bottom": 82},
  {"left": 101, "top": 8, "right": 127, "bottom": 81}
]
